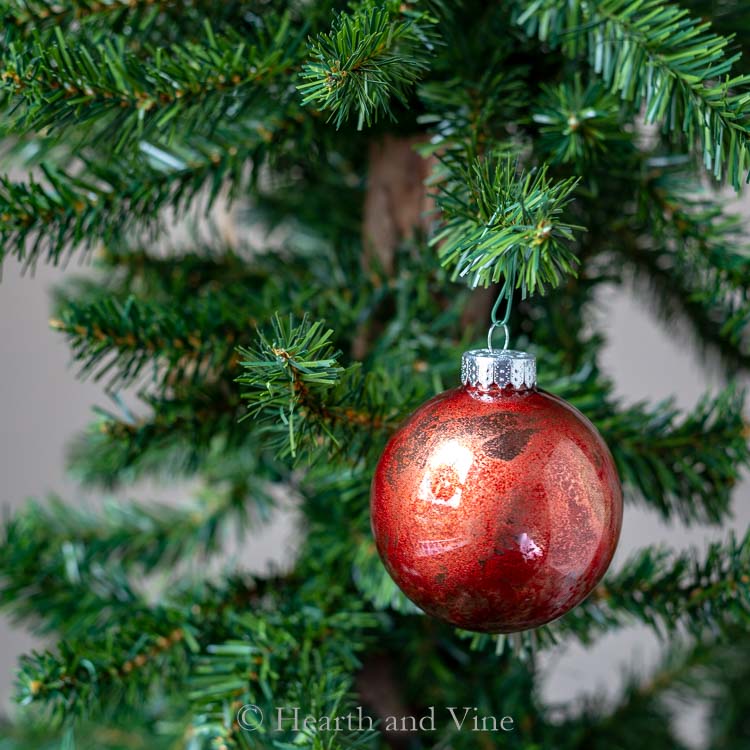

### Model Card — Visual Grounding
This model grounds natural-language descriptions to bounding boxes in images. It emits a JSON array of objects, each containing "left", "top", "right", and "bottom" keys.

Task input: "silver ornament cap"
[{"left": 461, "top": 349, "right": 537, "bottom": 391}]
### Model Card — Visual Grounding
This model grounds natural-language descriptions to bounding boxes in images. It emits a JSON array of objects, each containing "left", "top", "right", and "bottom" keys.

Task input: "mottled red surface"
[{"left": 370, "top": 384, "right": 623, "bottom": 633}]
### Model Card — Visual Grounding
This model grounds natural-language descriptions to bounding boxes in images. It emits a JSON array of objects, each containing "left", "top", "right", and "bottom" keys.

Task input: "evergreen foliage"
[{"left": 1, "top": 0, "right": 750, "bottom": 747}]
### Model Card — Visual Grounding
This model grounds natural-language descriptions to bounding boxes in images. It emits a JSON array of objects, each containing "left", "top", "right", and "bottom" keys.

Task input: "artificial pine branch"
[
  {"left": 554, "top": 530, "right": 750, "bottom": 642},
  {"left": 188, "top": 605, "right": 380, "bottom": 749},
  {"left": 532, "top": 75, "right": 634, "bottom": 169},
  {"left": 1, "top": 489, "right": 275, "bottom": 641},
  {"left": 17, "top": 624, "right": 195, "bottom": 724},
  {"left": 2, "top": 0, "right": 250, "bottom": 47},
  {"left": 66, "top": 385, "right": 251, "bottom": 487},
  {"left": 93, "top": 247, "right": 275, "bottom": 301},
  {"left": 299, "top": 3, "right": 438, "bottom": 129},
  {"left": 681, "top": 2, "right": 750, "bottom": 73},
  {"left": 50, "top": 240, "right": 377, "bottom": 392},
  {"left": 11, "top": 576, "right": 286, "bottom": 727},
  {"left": 2, "top": 488, "right": 267, "bottom": 582},
  {"left": 0, "top": 127, "right": 275, "bottom": 267},
  {"left": 16, "top": 582, "right": 379, "bottom": 744},
  {"left": 1, "top": 18, "right": 302, "bottom": 150},
  {"left": 515, "top": 0, "right": 750, "bottom": 188},
  {"left": 621, "top": 235, "right": 750, "bottom": 371},
  {"left": 431, "top": 155, "right": 583, "bottom": 293},
  {"left": 237, "top": 314, "right": 399, "bottom": 459},
  {"left": 49, "top": 290, "right": 251, "bottom": 390},
  {"left": 0, "top": 511, "right": 142, "bottom": 636},
  {"left": 65, "top": 253, "right": 465, "bottom": 484},
  {"left": 620, "top": 169, "right": 750, "bottom": 370},
  {"left": 598, "top": 388, "right": 748, "bottom": 524}
]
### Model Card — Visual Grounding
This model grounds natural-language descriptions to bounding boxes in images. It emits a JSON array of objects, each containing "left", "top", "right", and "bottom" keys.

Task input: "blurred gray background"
[{"left": 1, "top": 216, "right": 748, "bottom": 745}]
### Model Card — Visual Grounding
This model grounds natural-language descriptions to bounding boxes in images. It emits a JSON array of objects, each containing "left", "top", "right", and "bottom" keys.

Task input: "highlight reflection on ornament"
[
  {"left": 370, "top": 348, "right": 623, "bottom": 634},
  {"left": 416, "top": 439, "right": 473, "bottom": 508}
]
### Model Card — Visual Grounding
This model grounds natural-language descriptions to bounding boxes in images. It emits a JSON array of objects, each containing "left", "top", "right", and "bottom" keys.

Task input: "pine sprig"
[
  {"left": 3, "top": 489, "right": 266, "bottom": 583},
  {"left": 555, "top": 530, "right": 750, "bottom": 642},
  {"left": 602, "top": 388, "right": 749, "bottom": 524},
  {"left": 621, "top": 168, "right": 750, "bottom": 370},
  {"left": 515, "top": 0, "right": 750, "bottom": 188},
  {"left": 50, "top": 289, "right": 253, "bottom": 390},
  {"left": 0, "top": 512, "right": 142, "bottom": 637},
  {"left": 299, "top": 4, "right": 437, "bottom": 129},
  {"left": 0, "top": 126, "right": 277, "bottom": 267},
  {"left": 1, "top": 19, "right": 302, "bottom": 150},
  {"left": 237, "top": 314, "right": 388, "bottom": 459},
  {"left": 188, "top": 605, "right": 380, "bottom": 749},
  {"left": 532, "top": 76, "right": 633, "bottom": 168},
  {"left": 66, "top": 384, "right": 252, "bottom": 488},
  {"left": 16, "top": 624, "right": 195, "bottom": 724},
  {"left": 2, "top": 0, "right": 249, "bottom": 47},
  {"left": 432, "top": 155, "right": 583, "bottom": 293}
]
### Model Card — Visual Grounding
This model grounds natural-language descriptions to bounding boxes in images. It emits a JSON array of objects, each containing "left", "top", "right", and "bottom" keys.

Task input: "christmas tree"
[{"left": 2, "top": 0, "right": 750, "bottom": 747}]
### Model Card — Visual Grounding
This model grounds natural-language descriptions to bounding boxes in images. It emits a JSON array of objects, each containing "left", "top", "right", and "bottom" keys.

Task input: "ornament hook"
[
  {"left": 487, "top": 266, "right": 516, "bottom": 352},
  {"left": 487, "top": 321, "right": 510, "bottom": 352}
]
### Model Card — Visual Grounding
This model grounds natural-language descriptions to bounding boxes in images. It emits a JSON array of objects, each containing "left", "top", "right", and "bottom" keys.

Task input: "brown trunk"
[
  {"left": 355, "top": 653, "right": 415, "bottom": 750},
  {"left": 361, "top": 134, "right": 435, "bottom": 275}
]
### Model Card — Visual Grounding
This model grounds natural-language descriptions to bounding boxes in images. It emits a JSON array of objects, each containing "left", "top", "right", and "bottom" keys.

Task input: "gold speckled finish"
[{"left": 370, "top": 382, "right": 623, "bottom": 633}]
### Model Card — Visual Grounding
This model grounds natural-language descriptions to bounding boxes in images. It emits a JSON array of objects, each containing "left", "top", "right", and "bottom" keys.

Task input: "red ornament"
[{"left": 371, "top": 349, "right": 622, "bottom": 633}]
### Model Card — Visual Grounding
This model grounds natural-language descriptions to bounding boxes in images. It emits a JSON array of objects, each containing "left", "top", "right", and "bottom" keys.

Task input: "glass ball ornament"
[{"left": 370, "top": 348, "right": 623, "bottom": 633}]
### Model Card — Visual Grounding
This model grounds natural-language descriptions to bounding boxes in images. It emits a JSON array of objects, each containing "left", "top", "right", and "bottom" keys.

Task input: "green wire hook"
[{"left": 487, "top": 265, "right": 516, "bottom": 352}]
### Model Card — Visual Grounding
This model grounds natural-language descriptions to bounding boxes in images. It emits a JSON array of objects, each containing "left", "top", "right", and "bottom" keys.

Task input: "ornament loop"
[{"left": 487, "top": 321, "right": 510, "bottom": 352}]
